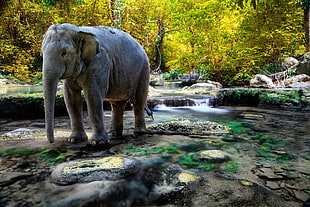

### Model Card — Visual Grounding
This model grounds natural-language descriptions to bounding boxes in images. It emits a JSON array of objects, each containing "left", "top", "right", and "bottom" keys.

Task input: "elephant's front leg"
[
  {"left": 63, "top": 80, "right": 88, "bottom": 143},
  {"left": 110, "top": 100, "right": 127, "bottom": 136},
  {"left": 84, "top": 89, "right": 109, "bottom": 145}
]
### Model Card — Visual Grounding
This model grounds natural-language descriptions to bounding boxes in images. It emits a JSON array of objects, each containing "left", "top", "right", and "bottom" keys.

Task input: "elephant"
[{"left": 42, "top": 23, "right": 150, "bottom": 145}]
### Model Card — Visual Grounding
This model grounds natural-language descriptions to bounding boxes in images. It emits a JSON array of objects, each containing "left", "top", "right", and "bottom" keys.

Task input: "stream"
[{"left": 0, "top": 85, "right": 309, "bottom": 206}]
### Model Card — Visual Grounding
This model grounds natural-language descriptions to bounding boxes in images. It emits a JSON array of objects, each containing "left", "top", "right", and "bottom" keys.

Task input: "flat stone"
[
  {"left": 292, "top": 189, "right": 310, "bottom": 202},
  {"left": 51, "top": 156, "right": 139, "bottom": 185},
  {"left": 0, "top": 171, "right": 32, "bottom": 186},
  {"left": 196, "top": 150, "right": 230, "bottom": 163},
  {"left": 266, "top": 181, "right": 280, "bottom": 190},
  {"left": 256, "top": 167, "right": 283, "bottom": 180}
]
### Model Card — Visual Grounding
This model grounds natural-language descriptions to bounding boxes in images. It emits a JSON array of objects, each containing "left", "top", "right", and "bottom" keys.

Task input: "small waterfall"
[{"left": 190, "top": 98, "right": 210, "bottom": 107}]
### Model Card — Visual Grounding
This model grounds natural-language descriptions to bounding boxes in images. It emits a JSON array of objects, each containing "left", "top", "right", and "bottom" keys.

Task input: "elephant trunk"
[{"left": 43, "top": 69, "right": 62, "bottom": 143}]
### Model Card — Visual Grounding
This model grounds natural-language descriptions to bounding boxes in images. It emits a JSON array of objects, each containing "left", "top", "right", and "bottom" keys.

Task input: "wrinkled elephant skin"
[{"left": 42, "top": 23, "right": 150, "bottom": 145}]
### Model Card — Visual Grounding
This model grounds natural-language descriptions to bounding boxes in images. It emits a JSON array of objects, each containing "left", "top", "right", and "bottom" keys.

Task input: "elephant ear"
[{"left": 79, "top": 31, "right": 99, "bottom": 64}]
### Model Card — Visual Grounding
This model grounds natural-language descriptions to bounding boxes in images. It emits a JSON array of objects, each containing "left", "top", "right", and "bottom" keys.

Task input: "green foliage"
[{"left": 0, "top": 0, "right": 306, "bottom": 85}]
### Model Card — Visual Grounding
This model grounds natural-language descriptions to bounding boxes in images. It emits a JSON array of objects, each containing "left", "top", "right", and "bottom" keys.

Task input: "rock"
[
  {"left": 150, "top": 74, "right": 164, "bottom": 86},
  {"left": 250, "top": 74, "right": 275, "bottom": 88},
  {"left": 287, "top": 82, "right": 310, "bottom": 88},
  {"left": 1, "top": 128, "right": 42, "bottom": 139},
  {"left": 296, "top": 52, "right": 310, "bottom": 75},
  {"left": 51, "top": 156, "right": 139, "bottom": 185},
  {"left": 0, "top": 78, "right": 16, "bottom": 85},
  {"left": 281, "top": 57, "right": 299, "bottom": 70},
  {"left": 177, "top": 172, "right": 200, "bottom": 184},
  {"left": 147, "top": 118, "right": 231, "bottom": 135},
  {"left": 0, "top": 171, "right": 32, "bottom": 186},
  {"left": 256, "top": 167, "right": 283, "bottom": 180},
  {"left": 266, "top": 181, "right": 280, "bottom": 190},
  {"left": 195, "top": 150, "right": 230, "bottom": 163},
  {"left": 285, "top": 74, "right": 310, "bottom": 86},
  {"left": 182, "top": 81, "right": 222, "bottom": 94}
]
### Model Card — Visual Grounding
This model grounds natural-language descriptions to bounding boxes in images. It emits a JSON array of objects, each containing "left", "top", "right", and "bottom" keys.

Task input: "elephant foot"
[
  {"left": 90, "top": 133, "right": 110, "bottom": 146},
  {"left": 134, "top": 128, "right": 147, "bottom": 136},
  {"left": 68, "top": 132, "right": 88, "bottom": 143}
]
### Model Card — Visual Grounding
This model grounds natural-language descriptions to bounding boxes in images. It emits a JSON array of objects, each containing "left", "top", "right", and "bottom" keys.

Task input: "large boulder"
[
  {"left": 281, "top": 56, "right": 299, "bottom": 70},
  {"left": 250, "top": 74, "right": 275, "bottom": 88},
  {"left": 296, "top": 52, "right": 310, "bottom": 76},
  {"left": 182, "top": 81, "right": 222, "bottom": 94},
  {"left": 284, "top": 74, "right": 310, "bottom": 86}
]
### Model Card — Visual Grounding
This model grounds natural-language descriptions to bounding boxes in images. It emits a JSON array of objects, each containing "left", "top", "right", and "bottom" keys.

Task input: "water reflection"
[{"left": 0, "top": 85, "right": 43, "bottom": 95}]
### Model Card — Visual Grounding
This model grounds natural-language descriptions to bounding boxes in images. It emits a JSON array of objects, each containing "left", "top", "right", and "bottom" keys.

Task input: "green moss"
[
  {"left": 179, "top": 153, "right": 215, "bottom": 171},
  {"left": 226, "top": 122, "right": 245, "bottom": 134},
  {"left": 254, "top": 134, "right": 292, "bottom": 162},
  {"left": 125, "top": 146, "right": 151, "bottom": 156},
  {"left": 39, "top": 149, "right": 68, "bottom": 164},
  {"left": 154, "top": 146, "right": 180, "bottom": 154},
  {"left": 224, "top": 159, "right": 238, "bottom": 173},
  {"left": 259, "top": 90, "right": 303, "bottom": 105},
  {"left": 0, "top": 148, "right": 47, "bottom": 157}
]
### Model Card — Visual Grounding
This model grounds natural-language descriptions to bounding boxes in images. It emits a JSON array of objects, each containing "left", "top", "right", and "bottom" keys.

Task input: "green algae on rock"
[
  {"left": 51, "top": 156, "right": 139, "bottom": 185},
  {"left": 147, "top": 118, "right": 231, "bottom": 135},
  {"left": 196, "top": 150, "right": 231, "bottom": 163}
]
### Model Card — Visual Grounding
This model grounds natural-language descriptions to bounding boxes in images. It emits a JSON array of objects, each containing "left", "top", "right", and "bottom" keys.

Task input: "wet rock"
[
  {"left": 266, "top": 181, "right": 280, "bottom": 190},
  {"left": 0, "top": 171, "right": 32, "bottom": 186},
  {"left": 195, "top": 150, "right": 231, "bottom": 163},
  {"left": 147, "top": 118, "right": 231, "bottom": 135},
  {"left": 281, "top": 57, "right": 299, "bottom": 70},
  {"left": 255, "top": 167, "right": 283, "bottom": 180},
  {"left": 1, "top": 128, "right": 42, "bottom": 139},
  {"left": 287, "top": 81, "right": 310, "bottom": 88},
  {"left": 284, "top": 74, "right": 310, "bottom": 86},
  {"left": 250, "top": 74, "right": 275, "bottom": 88},
  {"left": 296, "top": 52, "right": 310, "bottom": 76},
  {"left": 192, "top": 172, "right": 292, "bottom": 207},
  {"left": 51, "top": 156, "right": 139, "bottom": 185}
]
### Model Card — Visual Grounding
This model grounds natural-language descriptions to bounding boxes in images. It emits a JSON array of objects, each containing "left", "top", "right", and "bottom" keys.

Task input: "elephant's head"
[{"left": 42, "top": 23, "right": 99, "bottom": 143}]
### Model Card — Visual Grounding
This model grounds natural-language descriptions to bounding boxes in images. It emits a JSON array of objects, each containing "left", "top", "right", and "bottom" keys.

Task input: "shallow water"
[{"left": 0, "top": 85, "right": 43, "bottom": 95}]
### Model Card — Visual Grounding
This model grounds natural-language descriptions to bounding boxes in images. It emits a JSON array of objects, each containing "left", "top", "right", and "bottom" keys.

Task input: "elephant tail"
[{"left": 145, "top": 104, "right": 154, "bottom": 120}]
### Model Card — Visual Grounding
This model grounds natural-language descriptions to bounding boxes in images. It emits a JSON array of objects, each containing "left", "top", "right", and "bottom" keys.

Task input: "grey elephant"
[{"left": 42, "top": 23, "right": 150, "bottom": 144}]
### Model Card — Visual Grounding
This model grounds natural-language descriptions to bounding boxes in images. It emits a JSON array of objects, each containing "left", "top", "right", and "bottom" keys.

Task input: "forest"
[{"left": 0, "top": 0, "right": 309, "bottom": 85}]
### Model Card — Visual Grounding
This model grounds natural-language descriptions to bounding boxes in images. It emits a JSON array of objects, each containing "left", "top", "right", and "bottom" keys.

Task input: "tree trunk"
[
  {"left": 304, "top": 5, "right": 310, "bottom": 52},
  {"left": 153, "top": 20, "right": 165, "bottom": 74}
]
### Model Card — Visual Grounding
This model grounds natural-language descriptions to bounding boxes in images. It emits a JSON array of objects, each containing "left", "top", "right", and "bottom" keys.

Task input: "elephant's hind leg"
[
  {"left": 132, "top": 91, "right": 148, "bottom": 135},
  {"left": 110, "top": 100, "right": 127, "bottom": 136}
]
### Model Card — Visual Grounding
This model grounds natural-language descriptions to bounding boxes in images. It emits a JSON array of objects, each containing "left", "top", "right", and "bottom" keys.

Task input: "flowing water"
[{"left": 0, "top": 85, "right": 309, "bottom": 206}]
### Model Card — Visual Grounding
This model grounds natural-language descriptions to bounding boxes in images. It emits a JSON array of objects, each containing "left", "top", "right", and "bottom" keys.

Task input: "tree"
[{"left": 296, "top": 0, "right": 310, "bottom": 51}]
